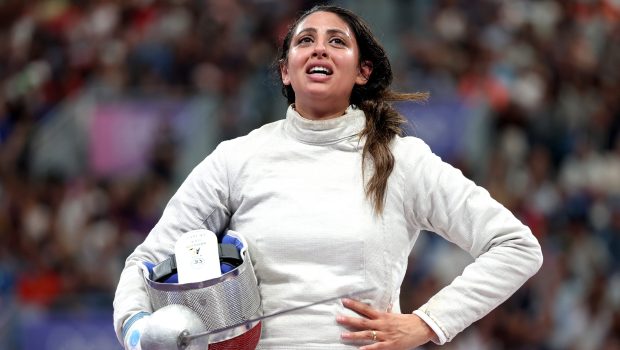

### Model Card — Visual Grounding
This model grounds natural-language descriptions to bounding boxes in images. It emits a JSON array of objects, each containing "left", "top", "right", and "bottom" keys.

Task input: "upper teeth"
[{"left": 309, "top": 66, "right": 331, "bottom": 74}]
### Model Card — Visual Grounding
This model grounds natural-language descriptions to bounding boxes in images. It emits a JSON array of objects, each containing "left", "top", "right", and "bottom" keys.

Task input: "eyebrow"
[{"left": 295, "top": 27, "right": 351, "bottom": 38}]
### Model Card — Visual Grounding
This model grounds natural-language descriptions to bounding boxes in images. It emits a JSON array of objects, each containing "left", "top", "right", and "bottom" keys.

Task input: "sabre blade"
[{"left": 182, "top": 287, "right": 376, "bottom": 343}]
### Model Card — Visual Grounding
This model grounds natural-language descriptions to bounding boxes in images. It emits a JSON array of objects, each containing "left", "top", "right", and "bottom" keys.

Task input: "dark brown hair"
[{"left": 277, "top": 5, "right": 428, "bottom": 214}]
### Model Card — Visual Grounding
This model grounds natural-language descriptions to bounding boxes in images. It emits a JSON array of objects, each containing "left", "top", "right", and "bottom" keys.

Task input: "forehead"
[{"left": 294, "top": 11, "right": 353, "bottom": 36}]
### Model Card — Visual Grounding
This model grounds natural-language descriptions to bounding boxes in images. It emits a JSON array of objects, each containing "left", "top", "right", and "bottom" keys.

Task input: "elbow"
[
  {"left": 495, "top": 228, "right": 544, "bottom": 278},
  {"left": 531, "top": 239, "right": 544, "bottom": 275},
  {"left": 522, "top": 232, "right": 543, "bottom": 277},
  {"left": 519, "top": 228, "right": 544, "bottom": 277}
]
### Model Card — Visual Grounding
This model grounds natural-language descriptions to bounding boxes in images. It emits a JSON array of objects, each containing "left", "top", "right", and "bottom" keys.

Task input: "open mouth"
[{"left": 306, "top": 65, "right": 333, "bottom": 75}]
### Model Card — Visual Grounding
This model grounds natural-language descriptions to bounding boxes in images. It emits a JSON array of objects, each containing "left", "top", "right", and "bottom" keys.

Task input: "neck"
[{"left": 293, "top": 100, "right": 350, "bottom": 120}]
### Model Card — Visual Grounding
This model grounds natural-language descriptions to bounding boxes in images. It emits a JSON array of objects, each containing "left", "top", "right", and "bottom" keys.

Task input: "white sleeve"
[
  {"left": 112, "top": 142, "right": 232, "bottom": 344},
  {"left": 413, "top": 310, "right": 448, "bottom": 345},
  {"left": 403, "top": 139, "right": 543, "bottom": 343}
]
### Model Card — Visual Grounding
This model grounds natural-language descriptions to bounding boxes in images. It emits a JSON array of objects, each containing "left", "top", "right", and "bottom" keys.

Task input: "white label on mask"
[{"left": 175, "top": 229, "right": 221, "bottom": 283}]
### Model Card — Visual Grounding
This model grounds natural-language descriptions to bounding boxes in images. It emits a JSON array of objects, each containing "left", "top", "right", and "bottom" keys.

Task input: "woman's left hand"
[{"left": 337, "top": 298, "right": 435, "bottom": 350}]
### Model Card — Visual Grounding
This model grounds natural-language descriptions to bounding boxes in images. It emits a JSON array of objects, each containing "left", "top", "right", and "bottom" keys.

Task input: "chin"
[{"left": 304, "top": 87, "right": 344, "bottom": 99}]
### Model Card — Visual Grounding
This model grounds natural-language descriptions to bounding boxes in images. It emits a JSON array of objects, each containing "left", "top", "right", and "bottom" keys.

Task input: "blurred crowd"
[{"left": 0, "top": 0, "right": 619, "bottom": 349}]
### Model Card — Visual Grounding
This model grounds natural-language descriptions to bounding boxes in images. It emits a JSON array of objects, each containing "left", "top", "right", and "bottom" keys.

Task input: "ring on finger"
[{"left": 371, "top": 330, "right": 377, "bottom": 341}]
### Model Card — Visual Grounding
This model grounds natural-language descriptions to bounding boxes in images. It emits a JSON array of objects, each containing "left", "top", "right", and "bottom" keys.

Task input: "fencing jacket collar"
[{"left": 284, "top": 104, "right": 366, "bottom": 145}]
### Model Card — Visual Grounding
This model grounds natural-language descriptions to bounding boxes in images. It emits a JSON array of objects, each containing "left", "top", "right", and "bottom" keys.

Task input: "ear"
[
  {"left": 280, "top": 60, "right": 291, "bottom": 85},
  {"left": 355, "top": 60, "right": 373, "bottom": 85}
]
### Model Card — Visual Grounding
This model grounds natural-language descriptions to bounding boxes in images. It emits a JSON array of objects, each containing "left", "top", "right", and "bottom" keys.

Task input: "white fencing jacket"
[{"left": 113, "top": 105, "right": 543, "bottom": 349}]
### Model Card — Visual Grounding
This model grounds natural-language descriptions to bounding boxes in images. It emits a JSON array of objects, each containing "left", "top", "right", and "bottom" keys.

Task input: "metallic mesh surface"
[{"left": 143, "top": 252, "right": 262, "bottom": 343}]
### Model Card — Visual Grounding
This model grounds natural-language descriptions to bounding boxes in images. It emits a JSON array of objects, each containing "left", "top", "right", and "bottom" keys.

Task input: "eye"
[
  {"left": 330, "top": 37, "right": 346, "bottom": 46},
  {"left": 297, "top": 36, "right": 313, "bottom": 45}
]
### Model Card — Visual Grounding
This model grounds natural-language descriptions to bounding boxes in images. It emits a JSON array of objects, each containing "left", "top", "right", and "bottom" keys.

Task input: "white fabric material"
[
  {"left": 413, "top": 310, "right": 447, "bottom": 344},
  {"left": 113, "top": 105, "right": 543, "bottom": 348},
  {"left": 123, "top": 313, "right": 149, "bottom": 350}
]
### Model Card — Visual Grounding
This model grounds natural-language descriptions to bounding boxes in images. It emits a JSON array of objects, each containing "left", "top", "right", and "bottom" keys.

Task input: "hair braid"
[{"left": 359, "top": 97, "right": 405, "bottom": 213}]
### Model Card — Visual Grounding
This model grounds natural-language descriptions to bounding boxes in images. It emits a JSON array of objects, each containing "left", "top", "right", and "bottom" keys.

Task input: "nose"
[{"left": 312, "top": 42, "right": 328, "bottom": 58}]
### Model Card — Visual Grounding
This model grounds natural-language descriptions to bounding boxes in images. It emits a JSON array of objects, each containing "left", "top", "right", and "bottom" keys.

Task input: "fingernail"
[
  {"left": 341, "top": 332, "right": 351, "bottom": 339},
  {"left": 336, "top": 315, "right": 344, "bottom": 322},
  {"left": 341, "top": 298, "right": 351, "bottom": 304}
]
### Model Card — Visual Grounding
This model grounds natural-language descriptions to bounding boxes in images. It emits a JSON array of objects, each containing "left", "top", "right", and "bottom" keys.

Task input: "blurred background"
[{"left": 0, "top": 0, "right": 619, "bottom": 349}]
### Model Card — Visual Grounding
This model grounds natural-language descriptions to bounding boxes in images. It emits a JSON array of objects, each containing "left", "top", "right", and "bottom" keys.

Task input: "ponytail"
[{"left": 359, "top": 92, "right": 428, "bottom": 214}]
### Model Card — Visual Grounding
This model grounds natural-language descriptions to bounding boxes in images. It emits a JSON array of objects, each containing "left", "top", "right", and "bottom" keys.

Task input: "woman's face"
[{"left": 281, "top": 11, "right": 371, "bottom": 118}]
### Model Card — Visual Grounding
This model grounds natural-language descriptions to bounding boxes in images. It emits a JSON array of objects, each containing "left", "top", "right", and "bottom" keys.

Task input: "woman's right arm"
[{"left": 112, "top": 142, "right": 233, "bottom": 345}]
